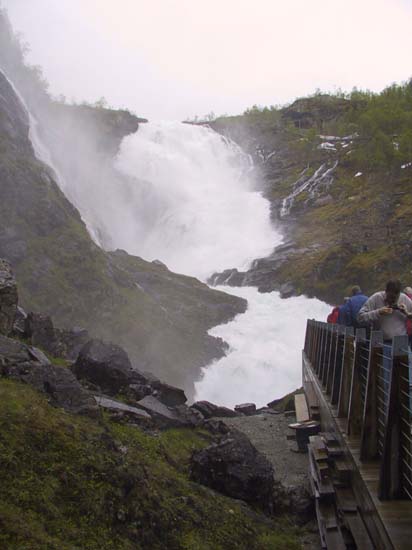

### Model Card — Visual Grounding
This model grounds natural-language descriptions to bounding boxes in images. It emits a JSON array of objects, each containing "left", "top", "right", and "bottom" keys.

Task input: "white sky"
[{"left": 3, "top": 0, "right": 412, "bottom": 120}]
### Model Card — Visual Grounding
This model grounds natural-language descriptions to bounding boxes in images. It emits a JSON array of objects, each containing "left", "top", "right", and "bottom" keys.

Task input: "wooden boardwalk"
[{"left": 304, "top": 352, "right": 412, "bottom": 549}]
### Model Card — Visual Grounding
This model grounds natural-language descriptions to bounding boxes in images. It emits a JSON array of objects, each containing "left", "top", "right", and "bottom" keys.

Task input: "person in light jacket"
[
  {"left": 357, "top": 279, "right": 412, "bottom": 397},
  {"left": 357, "top": 279, "right": 412, "bottom": 341}
]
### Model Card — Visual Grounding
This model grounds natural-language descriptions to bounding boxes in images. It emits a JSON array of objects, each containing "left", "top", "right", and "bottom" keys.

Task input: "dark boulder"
[
  {"left": 73, "top": 339, "right": 146, "bottom": 394},
  {"left": 25, "top": 312, "right": 90, "bottom": 361},
  {"left": 150, "top": 380, "right": 187, "bottom": 407},
  {"left": 190, "top": 429, "right": 274, "bottom": 512},
  {"left": 201, "top": 418, "right": 230, "bottom": 435},
  {"left": 208, "top": 268, "right": 245, "bottom": 287},
  {"left": 12, "top": 306, "right": 27, "bottom": 337},
  {"left": 54, "top": 326, "right": 90, "bottom": 361},
  {"left": 173, "top": 404, "right": 204, "bottom": 427},
  {"left": 135, "top": 395, "right": 185, "bottom": 428},
  {"left": 0, "top": 334, "right": 97, "bottom": 415},
  {"left": 0, "top": 259, "right": 18, "bottom": 336},
  {"left": 191, "top": 400, "right": 238, "bottom": 418},
  {"left": 125, "top": 383, "right": 153, "bottom": 401},
  {"left": 25, "top": 312, "right": 62, "bottom": 355},
  {"left": 234, "top": 403, "right": 257, "bottom": 416}
]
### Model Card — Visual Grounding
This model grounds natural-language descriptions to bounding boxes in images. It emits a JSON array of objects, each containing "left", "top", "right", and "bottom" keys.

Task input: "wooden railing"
[{"left": 304, "top": 320, "right": 412, "bottom": 500}]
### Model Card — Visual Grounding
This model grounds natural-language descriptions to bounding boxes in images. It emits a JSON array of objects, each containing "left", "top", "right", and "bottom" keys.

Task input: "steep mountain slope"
[
  {"left": 210, "top": 89, "right": 412, "bottom": 303},
  {"left": 0, "top": 70, "right": 245, "bottom": 398}
]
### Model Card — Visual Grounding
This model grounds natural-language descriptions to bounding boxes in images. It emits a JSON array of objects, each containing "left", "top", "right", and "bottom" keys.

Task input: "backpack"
[{"left": 327, "top": 306, "right": 340, "bottom": 324}]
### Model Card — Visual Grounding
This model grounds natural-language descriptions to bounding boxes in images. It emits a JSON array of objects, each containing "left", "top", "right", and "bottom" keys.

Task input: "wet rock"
[
  {"left": 74, "top": 339, "right": 146, "bottom": 394},
  {"left": 0, "top": 334, "right": 97, "bottom": 414},
  {"left": 208, "top": 268, "right": 245, "bottom": 287},
  {"left": 0, "top": 259, "right": 18, "bottom": 336},
  {"left": 234, "top": 403, "right": 256, "bottom": 416},
  {"left": 94, "top": 396, "right": 152, "bottom": 424},
  {"left": 173, "top": 404, "right": 204, "bottom": 427},
  {"left": 150, "top": 380, "right": 187, "bottom": 407},
  {"left": 126, "top": 383, "right": 153, "bottom": 401},
  {"left": 28, "top": 346, "right": 51, "bottom": 366},
  {"left": 279, "top": 282, "right": 296, "bottom": 298},
  {"left": 135, "top": 395, "right": 185, "bottom": 428},
  {"left": 190, "top": 429, "right": 274, "bottom": 512},
  {"left": 25, "top": 312, "right": 62, "bottom": 355},
  {"left": 12, "top": 306, "right": 27, "bottom": 337},
  {"left": 201, "top": 418, "right": 230, "bottom": 435},
  {"left": 191, "top": 400, "right": 238, "bottom": 418},
  {"left": 54, "top": 326, "right": 90, "bottom": 361},
  {"left": 24, "top": 313, "right": 88, "bottom": 360}
]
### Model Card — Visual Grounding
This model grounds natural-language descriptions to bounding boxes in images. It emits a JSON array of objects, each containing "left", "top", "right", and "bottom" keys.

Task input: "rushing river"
[{"left": 26, "top": 108, "right": 329, "bottom": 407}]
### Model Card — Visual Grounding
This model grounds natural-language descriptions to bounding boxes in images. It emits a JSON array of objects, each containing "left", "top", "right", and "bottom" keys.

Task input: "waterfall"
[
  {"left": 7, "top": 79, "right": 328, "bottom": 406},
  {"left": 114, "top": 122, "right": 282, "bottom": 280}
]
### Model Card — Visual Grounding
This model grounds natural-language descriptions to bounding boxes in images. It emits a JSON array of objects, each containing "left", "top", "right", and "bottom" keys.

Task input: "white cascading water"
[
  {"left": 114, "top": 122, "right": 279, "bottom": 279},
  {"left": 18, "top": 96, "right": 329, "bottom": 407}
]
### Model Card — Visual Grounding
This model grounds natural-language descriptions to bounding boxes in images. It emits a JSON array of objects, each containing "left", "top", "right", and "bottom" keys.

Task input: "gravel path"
[
  {"left": 218, "top": 410, "right": 321, "bottom": 549},
  {"left": 219, "top": 410, "right": 308, "bottom": 488}
]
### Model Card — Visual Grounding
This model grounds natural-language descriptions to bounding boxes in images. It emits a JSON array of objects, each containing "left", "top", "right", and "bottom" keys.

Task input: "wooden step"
[
  {"left": 344, "top": 512, "right": 374, "bottom": 550},
  {"left": 295, "top": 393, "right": 310, "bottom": 422}
]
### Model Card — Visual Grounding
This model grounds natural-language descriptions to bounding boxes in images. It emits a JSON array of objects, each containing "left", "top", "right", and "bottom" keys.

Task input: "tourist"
[
  {"left": 404, "top": 286, "right": 412, "bottom": 347},
  {"left": 327, "top": 305, "right": 340, "bottom": 324},
  {"left": 358, "top": 280, "right": 412, "bottom": 393},
  {"left": 339, "top": 285, "right": 368, "bottom": 329},
  {"left": 337, "top": 297, "right": 350, "bottom": 325}
]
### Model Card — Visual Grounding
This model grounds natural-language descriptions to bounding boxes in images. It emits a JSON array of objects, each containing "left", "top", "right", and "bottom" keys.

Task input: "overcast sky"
[{"left": 3, "top": 0, "right": 412, "bottom": 120}]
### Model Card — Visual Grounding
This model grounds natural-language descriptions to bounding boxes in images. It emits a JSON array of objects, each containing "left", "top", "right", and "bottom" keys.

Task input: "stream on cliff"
[{"left": 30, "top": 115, "right": 329, "bottom": 408}]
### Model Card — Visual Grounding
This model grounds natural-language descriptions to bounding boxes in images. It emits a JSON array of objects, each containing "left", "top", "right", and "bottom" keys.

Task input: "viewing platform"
[{"left": 302, "top": 320, "right": 412, "bottom": 549}]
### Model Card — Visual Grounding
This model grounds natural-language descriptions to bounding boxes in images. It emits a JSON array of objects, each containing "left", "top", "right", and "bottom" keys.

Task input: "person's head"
[
  {"left": 351, "top": 285, "right": 361, "bottom": 296},
  {"left": 385, "top": 279, "right": 402, "bottom": 305},
  {"left": 404, "top": 286, "right": 412, "bottom": 297}
]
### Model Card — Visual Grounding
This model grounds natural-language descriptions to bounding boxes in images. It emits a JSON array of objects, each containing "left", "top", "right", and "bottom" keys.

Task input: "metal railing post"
[
  {"left": 360, "top": 331, "right": 383, "bottom": 461},
  {"left": 347, "top": 328, "right": 367, "bottom": 436},
  {"left": 379, "top": 335, "right": 409, "bottom": 499},
  {"left": 338, "top": 326, "right": 355, "bottom": 418}
]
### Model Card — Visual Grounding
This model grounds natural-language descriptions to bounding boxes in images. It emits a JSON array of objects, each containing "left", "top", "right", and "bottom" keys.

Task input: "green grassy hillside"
[{"left": 0, "top": 379, "right": 301, "bottom": 550}]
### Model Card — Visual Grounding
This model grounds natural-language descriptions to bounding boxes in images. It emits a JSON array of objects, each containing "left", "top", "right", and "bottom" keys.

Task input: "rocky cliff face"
[
  {"left": 0, "top": 71, "right": 246, "bottom": 398},
  {"left": 210, "top": 92, "right": 412, "bottom": 303}
]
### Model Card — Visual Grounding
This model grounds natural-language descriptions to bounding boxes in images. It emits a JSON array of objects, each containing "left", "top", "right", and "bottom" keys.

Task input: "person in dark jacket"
[{"left": 339, "top": 285, "right": 368, "bottom": 329}]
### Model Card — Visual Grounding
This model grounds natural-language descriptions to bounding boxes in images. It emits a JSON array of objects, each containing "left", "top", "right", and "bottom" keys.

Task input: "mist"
[{"left": 3, "top": 0, "right": 412, "bottom": 120}]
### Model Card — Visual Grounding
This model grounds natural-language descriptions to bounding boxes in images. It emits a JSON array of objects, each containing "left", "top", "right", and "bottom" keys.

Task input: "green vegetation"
[
  {"left": 212, "top": 81, "right": 412, "bottom": 302},
  {"left": 0, "top": 379, "right": 301, "bottom": 549}
]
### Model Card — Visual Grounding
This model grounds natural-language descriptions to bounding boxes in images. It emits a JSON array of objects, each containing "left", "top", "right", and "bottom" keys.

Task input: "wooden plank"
[
  {"left": 295, "top": 393, "right": 310, "bottom": 422},
  {"left": 345, "top": 513, "right": 374, "bottom": 550},
  {"left": 334, "top": 459, "right": 351, "bottom": 484},
  {"left": 324, "top": 528, "right": 346, "bottom": 550},
  {"left": 318, "top": 500, "right": 338, "bottom": 529},
  {"left": 309, "top": 450, "right": 335, "bottom": 498},
  {"left": 303, "top": 353, "right": 399, "bottom": 549},
  {"left": 335, "top": 487, "right": 357, "bottom": 512}
]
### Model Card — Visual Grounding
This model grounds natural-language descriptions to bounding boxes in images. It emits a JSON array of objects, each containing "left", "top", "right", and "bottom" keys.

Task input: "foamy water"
[
  {"left": 115, "top": 122, "right": 281, "bottom": 279},
  {"left": 16, "top": 94, "right": 327, "bottom": 406},
  {"left": 194, "top": 287, "right": 330, "bottom": 407}
]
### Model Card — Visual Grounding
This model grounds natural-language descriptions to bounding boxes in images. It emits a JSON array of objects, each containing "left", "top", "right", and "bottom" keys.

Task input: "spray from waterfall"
[{"left": 114, "top": 122, "right": 281, "bottom": 279}]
